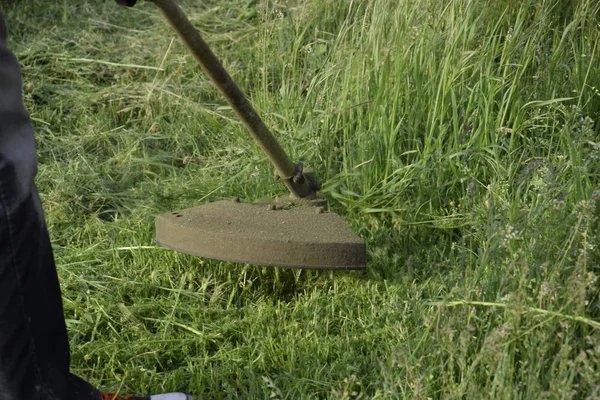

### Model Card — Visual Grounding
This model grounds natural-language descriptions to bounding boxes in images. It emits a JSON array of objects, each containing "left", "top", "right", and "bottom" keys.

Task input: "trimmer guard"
[{"left": 155, "top": 200, "right": 366, "bottom": 270}]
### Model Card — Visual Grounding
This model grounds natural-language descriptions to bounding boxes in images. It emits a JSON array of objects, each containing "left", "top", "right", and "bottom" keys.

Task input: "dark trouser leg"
[{"left": 0, "top": 12, "right": 99, "bottom": 400}]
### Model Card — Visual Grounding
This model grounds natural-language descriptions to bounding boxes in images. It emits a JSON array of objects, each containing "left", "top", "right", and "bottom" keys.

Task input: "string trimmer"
[{"left": 117, "top": 0, "right": 366, "bottom": 270}]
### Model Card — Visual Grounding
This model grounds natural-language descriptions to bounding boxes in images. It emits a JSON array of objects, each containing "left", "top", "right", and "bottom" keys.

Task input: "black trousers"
[{"left": 0, "top": 13, "right": 100, "bottom": 400}]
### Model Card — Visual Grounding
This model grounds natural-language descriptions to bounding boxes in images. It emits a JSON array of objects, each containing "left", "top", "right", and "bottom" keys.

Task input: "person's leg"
[
  {"left": 0, "top": 12, "right": 100, "bottom": 400},
  {"left": 0, "top": 11, "right": 191, "bottom": 400}
]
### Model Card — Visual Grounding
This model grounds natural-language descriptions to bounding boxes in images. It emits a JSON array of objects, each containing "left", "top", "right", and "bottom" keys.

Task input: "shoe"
[{"left": 101, "top": 392, "right": 192, "bottom": 400}]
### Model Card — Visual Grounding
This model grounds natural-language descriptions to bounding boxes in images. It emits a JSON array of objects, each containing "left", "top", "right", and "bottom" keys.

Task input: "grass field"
[{"left": 2, "top": 0, "right": 600, "bottom": 398}]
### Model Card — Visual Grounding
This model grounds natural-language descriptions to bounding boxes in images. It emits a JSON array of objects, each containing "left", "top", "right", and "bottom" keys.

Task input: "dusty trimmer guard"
[{"left": 155, "top": 200, "right": 366, "bottom": 270}]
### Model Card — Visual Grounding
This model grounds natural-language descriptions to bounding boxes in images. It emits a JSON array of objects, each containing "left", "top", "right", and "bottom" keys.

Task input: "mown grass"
[{"left": 1, "top": 0, "right": 599, "bottom": 398}]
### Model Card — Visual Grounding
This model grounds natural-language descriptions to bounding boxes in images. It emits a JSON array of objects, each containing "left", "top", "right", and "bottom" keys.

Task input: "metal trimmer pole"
[{"left": 152, "top": 0, "right": 316, "bottom": 198}]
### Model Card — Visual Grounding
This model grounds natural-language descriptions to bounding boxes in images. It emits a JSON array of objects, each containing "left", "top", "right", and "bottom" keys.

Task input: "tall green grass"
[{"left": 1, "top": 0, "right": 599, "bottom": 397}]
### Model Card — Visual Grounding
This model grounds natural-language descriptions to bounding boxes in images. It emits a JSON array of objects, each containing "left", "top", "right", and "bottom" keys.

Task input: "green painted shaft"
[{"left": 152, "top": 0, "right": 314, "bottom": 198}]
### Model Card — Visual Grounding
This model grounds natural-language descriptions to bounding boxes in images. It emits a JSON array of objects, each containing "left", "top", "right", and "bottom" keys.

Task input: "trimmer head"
[{"left": 155, "top": 200, "right": 366, "bottom": 270}]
